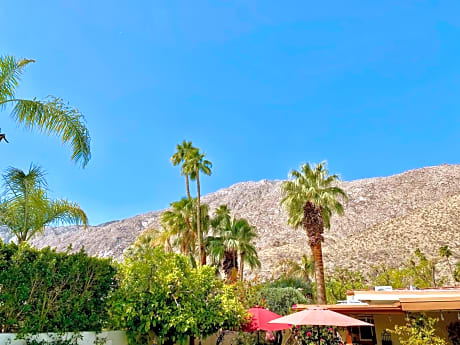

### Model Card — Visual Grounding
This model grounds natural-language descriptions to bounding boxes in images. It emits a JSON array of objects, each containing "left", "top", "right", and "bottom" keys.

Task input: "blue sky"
[{"left": 1, "top": 1, "right": 460, "bottom": 225}]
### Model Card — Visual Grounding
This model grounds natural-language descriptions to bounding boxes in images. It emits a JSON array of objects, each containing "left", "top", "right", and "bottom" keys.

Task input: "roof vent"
[{"left": 375, "top": 286, "right": 393, "bottom": 291}]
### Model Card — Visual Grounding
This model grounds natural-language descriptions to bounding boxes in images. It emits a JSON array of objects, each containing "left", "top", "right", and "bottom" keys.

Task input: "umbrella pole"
[{"left": 257, "top": 330, "right": 260, "bottom": 345}]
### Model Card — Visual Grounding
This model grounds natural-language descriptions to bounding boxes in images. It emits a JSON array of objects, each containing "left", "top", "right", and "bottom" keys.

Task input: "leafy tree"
[
  {"left": 325, "top": 268, "right": 368, "bottom": 303},
  {"left": 258, "top": 287, "right": 309, "bottom": 315},
  {"left": 0, "top": 165, "right": 87, "bottom": 243},
  {"left": 208, "top": 206, "right": 260, "bottom": 281},
  {"left": 389, "top": 314, "right": 446, "bottom": 345},
  {"left": 109, "top": 247, "right": 246, "bottom": 345},
  {"left": 370, "top": 249, "right": 447, "bottom": 288},
  {"left": 266, "top": 276, "right": 313, "bottom": 298},
  {"left": 171, "top": 141, "right": 195, "bottom": 199},
  {"left": 182, "top": 147, "right": 212, "bottom": 265},
  {"left": 281, "top": 162, "right": 347, "bottom": 304},
  {"left": 0, "top": 56, "right": 90, "bottom": 166}
]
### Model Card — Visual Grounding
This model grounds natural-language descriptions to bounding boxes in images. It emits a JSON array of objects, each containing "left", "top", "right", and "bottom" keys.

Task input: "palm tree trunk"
[
  {"left": 239, "top": 252, "right": 245, "bottom": 281},
  {"left": 312, "top": 242, "right": 327, "bottom": 304},
  {"left": 196, "top": 168, "right": 202, "bottom": 266},
  {"left": 185, "top": 174, "right": 191, "bottom": 200},
  {"left": 201, "top": 245, "right": 207, "bottom": 265}
]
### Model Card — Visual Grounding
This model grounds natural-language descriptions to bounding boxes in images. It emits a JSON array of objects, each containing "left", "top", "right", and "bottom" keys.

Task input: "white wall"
[{"left": 0, "top": 331, "right": 127, "bottom": 345}]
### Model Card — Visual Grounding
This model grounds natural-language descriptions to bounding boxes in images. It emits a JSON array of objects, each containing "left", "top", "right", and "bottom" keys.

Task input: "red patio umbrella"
[
  {"left": 243, "top": 306, "right": 291, "bottom": 344},
  {"left": 269, "top": 306, "right": 373, "bottom": 345},
  {"left": 243, "top": 306, "right": 292, "bottom": 332}
]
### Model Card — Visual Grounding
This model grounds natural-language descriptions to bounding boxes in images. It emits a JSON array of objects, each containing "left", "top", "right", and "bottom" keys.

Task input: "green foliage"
[
  {"left": 0, "top": 242, "right": 117, "bottom": 334},
  {"left": 0, "top": 165, "right": 88, "bottom": 243},
  {"left": 277, "top": 254, "right": 315, "bottom": 284},
  {"left": 0, "top": 56, "right": 91, "bottom": 167},
  {"left": 454, "top": 261, "right": 460, "bottom": 283},
  {"left": 208, "top": 207, "right": 260, "bottom": 280},
  {"left": 389, "top": 314, "right": 446, "bottom": 345},
  {"left": 258, "top": 287, "right": 309, "bottom": 315},
  {"left": 232, "top": 278, "right": 310, "bottom": 315},
  {"left": 293, "top": 326, "right": 343, "bottom": 345},
  {"left": 280, "top": 162, "right": 347, "bottom": 231},
  {"left": 370, "top": 249, "right": 445, "bottom": 288},
  {"left": 266, "top": 276, "right": 313, "bottom": 296},
  {"left": 108, "top": 247, "right": 246, "bottom": 345},
  {"left": 325, "top": 268, "right": 368, "bottom": 303}
]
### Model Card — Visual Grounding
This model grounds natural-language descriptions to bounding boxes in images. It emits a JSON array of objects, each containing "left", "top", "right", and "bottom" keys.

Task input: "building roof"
[{"left": 295, "top": 287, "right": 460, "bottom": 314}]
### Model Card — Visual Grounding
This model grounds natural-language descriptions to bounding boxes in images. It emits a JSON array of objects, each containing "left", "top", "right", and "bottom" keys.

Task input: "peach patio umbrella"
[{"left": 269, "top": 306, "right": 373, "bottom": 345}]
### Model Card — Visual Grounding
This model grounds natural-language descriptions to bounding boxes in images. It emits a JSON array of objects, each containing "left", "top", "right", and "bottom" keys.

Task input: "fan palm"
[
  {"left": 208, "top": 207, "right": 260, "bottom": 281},
  {"left": 280, "top": 254, "right": 315, "bottom": 284},
  {"left": 281, "top": 162, "right": 347, "bottom": 304},
  {"left": 0, "top": 165, "right": 88, "bottom": 243},
  {"left": 182, "top": 148, "right": 212, "bottom": 265},
  {"left": 237, "top": 223, "right": 260, "bottom": 281},
  {"left": 161, "top": 198, "right": 196, "bottom": 256},
  {"left": 171, "top": 140, "right": 195, "bottom": 199},
  {"left": 125, "top": 227, "right": 173, "bottom": 258},
  {"left": 0, "top": 56, "right": 91, "bottom": 167},
  {"left": 439, "top": 245, "right": 454, "bottom": 280},
  {"left": 160, "top": 197, "right": 210, "bottom": 264}
]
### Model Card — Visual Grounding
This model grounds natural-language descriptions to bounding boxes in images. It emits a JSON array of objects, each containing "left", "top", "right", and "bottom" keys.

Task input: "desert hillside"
[{"left": 2, "top": 164, "right": 459, "bottom": 279}]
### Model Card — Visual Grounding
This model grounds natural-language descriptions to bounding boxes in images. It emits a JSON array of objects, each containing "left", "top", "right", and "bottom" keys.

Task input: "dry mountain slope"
[{"left": 12, "top": 164, "right": 460, "bottom": 278}]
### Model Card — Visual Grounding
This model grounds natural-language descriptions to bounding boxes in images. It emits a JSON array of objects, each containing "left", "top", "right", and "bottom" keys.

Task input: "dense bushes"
[
  {"left": 0, "top": 242, "right": 117, "bottom": 334},
  {"left": 108, "top": 247, "right": 246, "bottom": 345}
]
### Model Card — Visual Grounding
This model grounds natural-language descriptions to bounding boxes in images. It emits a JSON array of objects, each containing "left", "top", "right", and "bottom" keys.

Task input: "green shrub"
[
  {"left": 0, "top": 242, "right": 117, "bottom": 334},
  {"left": 389, "top": 313, "right": 446, "bottom": 345},
  {"left": 108, "top": 247, "right": 246, "bottom": 345},
  {"left": 258, "top": 287, "right": 309, "bottom": 315}
]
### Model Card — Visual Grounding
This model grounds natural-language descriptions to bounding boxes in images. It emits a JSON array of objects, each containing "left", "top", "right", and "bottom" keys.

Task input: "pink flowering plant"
[{"left": 293, "top": 326, "right": 344, "bottom": 345}]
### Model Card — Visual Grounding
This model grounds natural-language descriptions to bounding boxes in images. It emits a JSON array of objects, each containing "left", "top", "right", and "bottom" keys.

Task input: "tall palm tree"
[
  {"left": 171, "top": 141, "right": 195, "bottom": 199},
  {"left": 0, "top": 56, "right": 91, "bottom": 166},
  {"left": 281, "top": 162, "right": 347, "bottom": 304},
  {"left": 183, "top": 148, "right": 212, "bottom": 265},
  {"left": 0, "top": 165, "right": 88, "bottom": 243}
]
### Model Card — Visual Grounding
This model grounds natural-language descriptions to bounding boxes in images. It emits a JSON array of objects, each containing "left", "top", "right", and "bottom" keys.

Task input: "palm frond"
[
  {"left": 45, "top": 199, "right": 88, "bottom": 227},
  {"left": 11, "top": 97, "right": 91, "bottom": 167},
  {"left": 0, "top": 56, "right": 34, "bottom": 103}
]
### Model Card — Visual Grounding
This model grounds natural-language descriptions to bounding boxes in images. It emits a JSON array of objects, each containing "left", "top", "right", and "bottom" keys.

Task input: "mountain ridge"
[{"left": 2, "top": 164, "right": 459, "bottom": 280}]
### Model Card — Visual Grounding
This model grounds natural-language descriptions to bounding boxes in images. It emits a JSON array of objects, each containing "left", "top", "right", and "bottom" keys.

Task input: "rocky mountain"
[{"left": 2, "top": 164, "right": 460, "bottom": 280}]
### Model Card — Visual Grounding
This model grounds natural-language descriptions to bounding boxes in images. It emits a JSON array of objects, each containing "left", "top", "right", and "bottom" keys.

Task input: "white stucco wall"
[{"left": 0, "top": 331, "right": 127, "bottom": 345}]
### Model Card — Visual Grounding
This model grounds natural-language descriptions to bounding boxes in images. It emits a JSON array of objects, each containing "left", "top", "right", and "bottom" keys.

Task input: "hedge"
[{"left": 0, "top": 242, "right": 117, "bottom": 334}]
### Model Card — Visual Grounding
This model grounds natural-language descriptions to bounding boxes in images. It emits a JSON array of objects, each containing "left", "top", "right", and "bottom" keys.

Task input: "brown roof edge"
[{"left": 294, "top": 303, "right": 404, "bottom": 314}]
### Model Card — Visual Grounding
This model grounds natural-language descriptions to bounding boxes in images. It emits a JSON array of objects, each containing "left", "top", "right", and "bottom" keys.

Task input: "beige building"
[{"left": 295, "top": 287, "right": 460, "bottom": 345}]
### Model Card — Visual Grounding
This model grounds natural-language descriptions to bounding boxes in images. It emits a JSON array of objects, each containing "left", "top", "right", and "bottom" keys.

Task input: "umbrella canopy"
[
  {"left": 243, "top": 306, "right": 292, "bottom": 331},
  {"left": 269, "top": 306, "right": 374, "bottom": 327}
]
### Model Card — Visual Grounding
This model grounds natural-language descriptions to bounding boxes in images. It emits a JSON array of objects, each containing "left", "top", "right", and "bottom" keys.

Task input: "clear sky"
[{"left": 1, "top": 1, "right": 460, "bottom": 225}]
